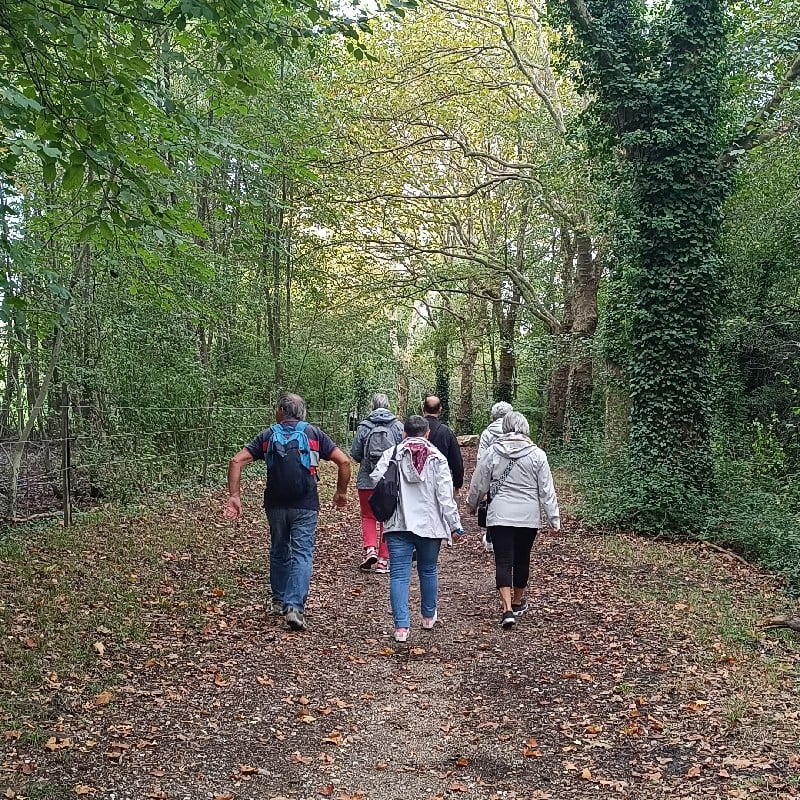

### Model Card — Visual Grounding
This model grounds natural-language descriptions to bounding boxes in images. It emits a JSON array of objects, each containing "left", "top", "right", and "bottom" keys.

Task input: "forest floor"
[{"left": 1, "top": 452, "right": 799, "bottom": 800}]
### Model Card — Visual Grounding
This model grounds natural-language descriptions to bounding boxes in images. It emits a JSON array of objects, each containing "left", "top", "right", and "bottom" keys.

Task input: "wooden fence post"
[{"left": 61, "top": 383, "right": 71, "bottom": 527}]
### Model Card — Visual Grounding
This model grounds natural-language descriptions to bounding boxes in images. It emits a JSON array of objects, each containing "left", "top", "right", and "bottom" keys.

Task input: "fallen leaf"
[
  {"left": 318, "top": 786, "right": 334, "bottom": 797},
  {"left": 94, "top": 690, "right": 113, "bottom": 707},
  {"left": 93, "top": 641, "right": 105, "bottom": 657},
  {"left": 580, "top": 768, "right": 592, "bottom": 780},
  {"left": 45, "top": 736, "right": 73, "bottom": 751},
  {"left": 239, "top": 765, "right": 259, "bottom": 775},
  {"left": 686, "top": 765, "right": 701, "bottom": 778},
  {"left": 323, "top": 731, "right": 344, "bottom": 746},
  {"left": 74, "top": 787, "right": 96, "bottom": 797}
]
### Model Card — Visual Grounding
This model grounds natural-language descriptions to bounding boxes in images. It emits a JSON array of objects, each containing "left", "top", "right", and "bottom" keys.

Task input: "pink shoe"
[
  {"left": 422, "top": 612, "right": 437, "bottom": 630},
  {"left": 375, "top": 558, "right": 389, "bottom": 574},
  {"left": 394, "top": 627, "right": 410, "bottom": 643},
  {"left": 360, "top": 547, "right": 378, "bottom": 571}
]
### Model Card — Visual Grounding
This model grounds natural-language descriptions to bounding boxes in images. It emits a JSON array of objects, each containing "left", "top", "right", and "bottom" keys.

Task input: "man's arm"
[
  {"left": 224, "top": 448, "right": 255, "bottom": 519},
  {"left": 328, "top": 447, "right": 352, "bottom": 508}
]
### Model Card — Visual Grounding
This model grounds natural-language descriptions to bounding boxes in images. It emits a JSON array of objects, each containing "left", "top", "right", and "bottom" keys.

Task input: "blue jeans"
[
  {"left": 266, "top": 507, "right": 319, "bottom": 612},
  {"left": 385, "top": 532, "right": 442, "bottom": 628}
]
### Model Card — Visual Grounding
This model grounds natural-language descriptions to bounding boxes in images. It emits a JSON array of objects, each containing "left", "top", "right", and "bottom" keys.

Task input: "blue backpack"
[{"left": 265, "top": 421, "right": 315, "bottom": 501}]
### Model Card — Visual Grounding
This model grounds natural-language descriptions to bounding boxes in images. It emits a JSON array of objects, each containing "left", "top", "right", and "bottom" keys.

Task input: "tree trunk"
[
  {"left": 0, "top": 319, "right": 20, "bottom": 439},
  {"left": 542, "top": 227, "right": 601, "bottom": 444}
]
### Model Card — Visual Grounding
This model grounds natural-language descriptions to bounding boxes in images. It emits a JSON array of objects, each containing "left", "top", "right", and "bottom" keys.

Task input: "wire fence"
[{"left": 0, "top": 404, "right": 354, "bottom": 523}]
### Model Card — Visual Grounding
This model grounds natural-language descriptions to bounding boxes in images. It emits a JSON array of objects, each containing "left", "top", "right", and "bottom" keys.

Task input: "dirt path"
[{"left": 2, "top": 458, "right": 799, "bottom": 800}]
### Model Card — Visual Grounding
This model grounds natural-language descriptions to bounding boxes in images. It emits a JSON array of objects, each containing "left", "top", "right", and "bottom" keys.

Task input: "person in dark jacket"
[
  {"left": 422, "top": 396, "right": 464, "bottom": 492},
  {"left": 350, "top": 393, "right": 404, "bottom": 573}
]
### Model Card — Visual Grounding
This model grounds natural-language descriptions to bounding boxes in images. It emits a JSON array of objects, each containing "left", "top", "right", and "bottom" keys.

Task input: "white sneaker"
[
  {"left": 421, "top": 612, "right": 438, "bottom": 630},
  {"left": 482, "top": 533, "right": 494, "bottom": 553}
]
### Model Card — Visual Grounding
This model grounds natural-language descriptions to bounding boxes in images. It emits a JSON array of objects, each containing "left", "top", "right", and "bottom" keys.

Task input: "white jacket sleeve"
[
  {"left": 537, "top": 455, "right": 561, "bottom": 530},
  {"left": 433, "top": 460, "right": 462, "bottom": 533},
  {"left": 369, "top": 446, "right": 394, "bottom": 484}
]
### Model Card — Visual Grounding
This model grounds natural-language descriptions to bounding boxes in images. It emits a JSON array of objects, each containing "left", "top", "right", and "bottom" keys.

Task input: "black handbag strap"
[{"left": 489, "top": 458, "right": 515, "bottom": 499}]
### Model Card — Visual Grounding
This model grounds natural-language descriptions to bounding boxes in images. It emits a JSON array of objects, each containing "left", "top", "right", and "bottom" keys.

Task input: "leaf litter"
[{"left": 0, "top": 459, "right": 798, "bottom": 799}]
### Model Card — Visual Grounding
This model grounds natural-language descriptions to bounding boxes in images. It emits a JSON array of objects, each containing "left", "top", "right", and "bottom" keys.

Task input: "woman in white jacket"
[
  {"left": 466, "top": 411, "right": 560, "bottom": 629},
  {"left": 370, "top": 415, "right": 464, "bottom": 642}
]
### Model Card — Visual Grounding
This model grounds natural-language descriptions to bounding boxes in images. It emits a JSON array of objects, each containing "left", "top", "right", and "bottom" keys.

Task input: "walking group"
[{"left": 223, "top": 392, "right": 560, "bottom": 641}]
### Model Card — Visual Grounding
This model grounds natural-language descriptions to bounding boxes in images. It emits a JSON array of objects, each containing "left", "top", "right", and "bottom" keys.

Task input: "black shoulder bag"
[{"left": 368, "top": 445, "right": 401, "bottom": 522}]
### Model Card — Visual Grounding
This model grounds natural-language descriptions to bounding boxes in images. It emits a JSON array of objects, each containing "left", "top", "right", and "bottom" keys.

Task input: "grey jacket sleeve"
[
  {"left": 466, "top": 454, "right": 492, "bottom": 512},
  {"left": 350, "top": 422, "right": 370, "bottom": 462},
  {"left": 537, "top": 455, "right": 561, "bottom": 529}
]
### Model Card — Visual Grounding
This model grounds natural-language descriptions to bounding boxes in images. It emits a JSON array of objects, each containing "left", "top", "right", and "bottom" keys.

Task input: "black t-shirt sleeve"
[
  {"left": 313, "top": 427, "right": 338, "bottom": 460},
  {"left": 244, "top": 428, "right": 272, "bottom": 461}
]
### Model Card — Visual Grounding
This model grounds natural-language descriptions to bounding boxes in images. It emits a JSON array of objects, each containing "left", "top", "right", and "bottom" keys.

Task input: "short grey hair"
[
  {"left": 276, "top": 393, "right": 307, "bottom": 421},
  {"left": 404, "top": 415, "right": 429, "bottom": 438},
  {"left": 371, "top": 393, "right": 390, "bottom": 410},
  {"left": 502, "top": 411, "right": 530, "bottom": 435},
  {"left": 490, "top": 401, "right": 513, "bottom": 420}
]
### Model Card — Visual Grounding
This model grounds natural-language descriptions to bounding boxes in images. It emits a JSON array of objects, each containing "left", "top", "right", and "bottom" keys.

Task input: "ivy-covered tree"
[{"left": 552, "top": 0, "right": 800, "bottom": 527}]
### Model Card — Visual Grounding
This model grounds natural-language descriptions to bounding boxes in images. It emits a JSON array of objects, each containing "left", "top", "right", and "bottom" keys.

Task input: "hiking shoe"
[
  {"left": 482, "top": 533, "right": 494, "bottom": 553},
  {"left": 394, "top": 627, "right": 410, "bottom": 643},
  {"left": 500, "top": 610, "right": 516, "bottom": 629},
  {"left": 511, "top": 599, "right": 529, "bottom": 617},
  {"left": 269, "top": 600, "right": 285, "bottom": 615},
  {"left": 286, "top": 608, "right": 308, "bottom": 631},
  {"left": 421, "top": 612, "right": 437, "bottom": 630},
  {"left": 375, "top": 558, "right": 389, "bottom": 574},
  {"left": 360, "top": 547, "right": 378, "bottom": 571}
]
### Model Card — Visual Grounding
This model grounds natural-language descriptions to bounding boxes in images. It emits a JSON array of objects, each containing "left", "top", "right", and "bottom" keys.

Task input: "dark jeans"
[
  {"left": 489, "top": 525, "right": 538, "bottom": 589},
  {"left": 266, "top": 507, "right": 319, "bottom": 612}
]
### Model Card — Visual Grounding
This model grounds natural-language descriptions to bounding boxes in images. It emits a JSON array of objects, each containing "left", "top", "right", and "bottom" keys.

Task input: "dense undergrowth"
[{"left": 555, "top": 437, "right": 800, "bottom": 592}]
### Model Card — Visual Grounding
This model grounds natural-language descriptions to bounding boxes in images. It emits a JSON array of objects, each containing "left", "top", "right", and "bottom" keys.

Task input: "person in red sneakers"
[{"left": 350, "top": 393, "right": 404, "bottom": 574}]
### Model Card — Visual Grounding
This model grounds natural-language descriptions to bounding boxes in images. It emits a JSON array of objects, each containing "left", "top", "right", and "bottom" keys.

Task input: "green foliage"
[
  {"left": 551, "top": 0, "right": 730, "bottom": 524},
  {"left": 700, "top": 458, "right": 800, "bottom": 590}
]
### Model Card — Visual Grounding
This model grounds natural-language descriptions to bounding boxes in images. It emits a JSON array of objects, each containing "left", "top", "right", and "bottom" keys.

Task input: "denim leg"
[
  {"left": 280, "top": 508, "right": 319, "bottom": 612},
  {"left": 385, "top": 532, "right": 415, "bottom": 628},
  {"left": 266, "top": 508, "right": 291, "bottom": 606},
  {"left": 413, "top": 536, "right": 442, "bottom": 619}
]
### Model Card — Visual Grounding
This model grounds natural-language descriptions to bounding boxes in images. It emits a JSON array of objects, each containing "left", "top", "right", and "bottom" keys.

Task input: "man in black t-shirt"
[
  {"left": 422, "top": 395, "right": 464, "bottom": 493},
  {"left": 224, "top": 393, "right": 351, "bottom": 631}
]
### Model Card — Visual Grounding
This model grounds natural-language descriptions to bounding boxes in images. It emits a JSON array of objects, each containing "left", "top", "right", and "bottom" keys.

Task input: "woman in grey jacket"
[
  {"left": 466, "top": 411, "right": 560, "bottom": 628},
  {"left": 350, "top": 394, "right": 404, "bottom": 573}
]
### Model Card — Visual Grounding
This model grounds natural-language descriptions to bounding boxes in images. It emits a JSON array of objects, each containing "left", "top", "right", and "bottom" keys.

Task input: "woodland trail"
[{"left": 2, "top": 454, "right": 799, "bottom": 800}]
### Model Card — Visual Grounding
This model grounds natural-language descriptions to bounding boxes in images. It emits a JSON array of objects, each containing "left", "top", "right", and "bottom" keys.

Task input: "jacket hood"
[
  {"left": 398, "top": 437, "right": 438, "bottom": 483},
  {"left": 493, "top": 434, "right": 537, "bottom": 459},
  {"left": 367, "top": 408, "right": 398, "bottom": 424}
]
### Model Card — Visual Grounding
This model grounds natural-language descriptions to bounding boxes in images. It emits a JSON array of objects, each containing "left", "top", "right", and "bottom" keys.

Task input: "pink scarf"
[{"left": 406, "top": 441, "right": 430, "bottom": 474}]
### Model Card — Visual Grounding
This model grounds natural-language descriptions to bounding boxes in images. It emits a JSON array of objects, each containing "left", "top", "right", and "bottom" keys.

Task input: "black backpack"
[
  {"left": 264, "top": 421, "right": 315, "bottom": 502},
  {"left": 368, "top": 445, "right": 401, "bottom": 522},
  {"left": 364, "top": 420, "right": 396, "bottom": 473}
]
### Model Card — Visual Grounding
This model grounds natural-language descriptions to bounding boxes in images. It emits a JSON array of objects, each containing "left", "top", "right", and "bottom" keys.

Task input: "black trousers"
[{"left": 489, "top": 525, "right": 538, "bottom": 589}]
